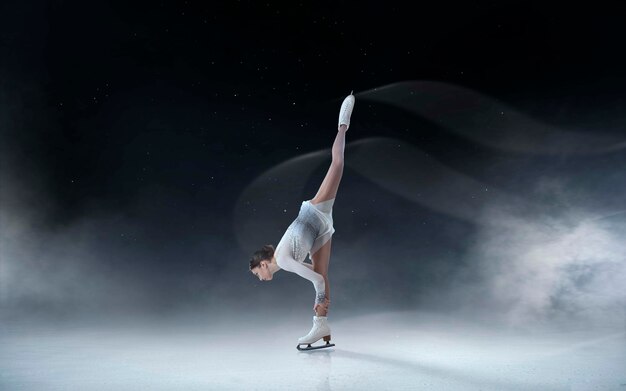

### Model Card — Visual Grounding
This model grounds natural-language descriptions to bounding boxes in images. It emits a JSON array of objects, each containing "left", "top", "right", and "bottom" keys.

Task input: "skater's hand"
[{"left": 314, "top": 298, "right": 330, "bottom": 315}]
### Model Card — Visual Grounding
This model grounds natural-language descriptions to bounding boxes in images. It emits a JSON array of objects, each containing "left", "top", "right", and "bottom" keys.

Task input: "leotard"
[{"left": 274, "top": 199, "right": 336, "bottom": 304}]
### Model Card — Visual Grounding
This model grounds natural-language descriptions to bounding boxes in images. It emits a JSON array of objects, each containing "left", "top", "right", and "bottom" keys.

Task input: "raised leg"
[
  {"left": 311, "top": 126, "right": 347, "bottom": 205},
  {"left": 311, "top": 237, "right": 332, "bottom": 316}
]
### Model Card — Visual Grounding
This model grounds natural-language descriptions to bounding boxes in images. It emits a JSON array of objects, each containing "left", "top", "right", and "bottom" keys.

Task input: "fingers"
[{"left": 313, "top": 300, "right": 332, "bottom": 314}]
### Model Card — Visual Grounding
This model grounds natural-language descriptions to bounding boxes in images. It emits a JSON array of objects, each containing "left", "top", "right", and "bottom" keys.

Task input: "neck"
[{"left": 268, "top": 255, "right": 281, "bottom": 274}]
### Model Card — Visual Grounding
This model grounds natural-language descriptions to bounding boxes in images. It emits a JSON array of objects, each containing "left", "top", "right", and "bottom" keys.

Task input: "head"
[{"left": 249, "top": 244, "right": 275, "bottom": 282}]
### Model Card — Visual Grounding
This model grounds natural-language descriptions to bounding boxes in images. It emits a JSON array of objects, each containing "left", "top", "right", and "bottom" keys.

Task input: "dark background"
[{"left": 2, "top": 0, "right": 626, "bottom": 323}]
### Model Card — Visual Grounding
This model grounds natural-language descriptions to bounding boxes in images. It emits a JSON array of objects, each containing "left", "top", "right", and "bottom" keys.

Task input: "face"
[{"left": 251, "top": 260, "right": 273, "bottom": 281}]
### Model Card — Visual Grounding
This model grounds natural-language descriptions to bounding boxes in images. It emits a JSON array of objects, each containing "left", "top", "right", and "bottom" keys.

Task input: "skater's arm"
[{"left": 275, "top": 254, "right": 326, "bottom": 304}]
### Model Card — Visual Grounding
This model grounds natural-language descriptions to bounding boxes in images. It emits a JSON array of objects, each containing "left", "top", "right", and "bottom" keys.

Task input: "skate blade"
[{"left": 297, "top": 342, "right": 335, "bottom": 351}]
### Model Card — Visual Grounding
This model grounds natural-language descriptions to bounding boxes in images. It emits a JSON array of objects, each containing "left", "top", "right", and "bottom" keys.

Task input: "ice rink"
[{"left": 2, "top": 310, "right": 624, "bottom": 391}]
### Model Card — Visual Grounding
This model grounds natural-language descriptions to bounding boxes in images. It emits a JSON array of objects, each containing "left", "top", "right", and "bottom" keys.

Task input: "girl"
[{"left": 249, "top": 91, "right": 355, "bottom": 347}]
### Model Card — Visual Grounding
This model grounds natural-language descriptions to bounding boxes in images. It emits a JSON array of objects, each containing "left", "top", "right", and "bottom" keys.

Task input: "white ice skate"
[
  {"left": 338, "top": 91, "right": 355, "bottom": 130},
  {"left": 297, "top": 316, "right": 335, "bottom": 351}
]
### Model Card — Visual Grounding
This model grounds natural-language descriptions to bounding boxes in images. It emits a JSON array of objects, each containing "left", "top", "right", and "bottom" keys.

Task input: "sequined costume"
[{"left": 275, "top": 198, "right": 336, "bottom": 304}]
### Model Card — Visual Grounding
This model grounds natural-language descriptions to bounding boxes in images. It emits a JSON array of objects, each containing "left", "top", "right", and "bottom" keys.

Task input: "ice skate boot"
[
  {"left": 338, "top": 91, "right": 355, "bottom": 130},
  {"left": 297, "top": 316, "right": 335, "bottom": 351}
]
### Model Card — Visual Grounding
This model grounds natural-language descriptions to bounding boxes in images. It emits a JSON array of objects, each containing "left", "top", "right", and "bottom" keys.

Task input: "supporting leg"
[{"left": 311, "top": 238, "right": 333, "bottom": 316}]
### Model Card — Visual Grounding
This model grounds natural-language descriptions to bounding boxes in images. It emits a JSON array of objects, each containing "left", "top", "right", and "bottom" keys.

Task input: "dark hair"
[{"left": 249, "top": 244, "right": 275, "bottom": 270}]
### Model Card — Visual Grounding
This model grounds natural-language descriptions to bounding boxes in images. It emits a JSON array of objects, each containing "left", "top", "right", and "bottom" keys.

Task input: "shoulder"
[
  {"left": 274, "top": 251, "right": 288, "bottom": 268},
  {"left": 274, "top": 250, "right": 297, "bottom": 270}
]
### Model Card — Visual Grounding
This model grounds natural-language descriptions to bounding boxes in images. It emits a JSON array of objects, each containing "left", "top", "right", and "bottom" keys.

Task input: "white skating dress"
[{"left": 275, "top": 198, "right": 336, "bottom": 304}]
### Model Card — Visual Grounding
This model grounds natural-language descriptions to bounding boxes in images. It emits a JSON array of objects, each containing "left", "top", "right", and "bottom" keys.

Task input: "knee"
[{"left": 331, "top": 159, "right": 344, "bottom": 168}]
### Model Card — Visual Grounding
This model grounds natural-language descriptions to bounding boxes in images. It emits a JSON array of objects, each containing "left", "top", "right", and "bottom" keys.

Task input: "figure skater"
[{"left": 249, "top": 91, "right": 355, "bottom": 349}]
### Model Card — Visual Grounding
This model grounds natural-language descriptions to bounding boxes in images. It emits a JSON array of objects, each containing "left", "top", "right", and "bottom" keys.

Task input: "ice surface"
[{"left": 1, "top": 310, "right": 624, "bottom": 391}]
